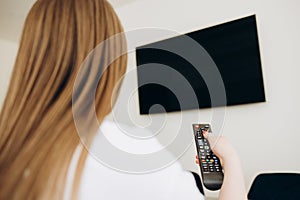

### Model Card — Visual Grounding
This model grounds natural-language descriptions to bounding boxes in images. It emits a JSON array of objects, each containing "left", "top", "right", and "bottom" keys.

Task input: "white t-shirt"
[{"left": 65, "top": 119, "right": 204, "bottom": 200}]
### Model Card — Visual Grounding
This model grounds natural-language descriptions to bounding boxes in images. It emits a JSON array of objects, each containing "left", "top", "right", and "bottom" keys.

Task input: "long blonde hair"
[{"left": 0, "top": 0, "right": 127, "bottom": 199}]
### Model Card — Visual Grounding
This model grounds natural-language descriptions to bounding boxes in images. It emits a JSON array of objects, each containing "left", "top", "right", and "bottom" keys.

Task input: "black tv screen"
[{"left": 136, "top": 15, "right": 265, "bottom": 114}]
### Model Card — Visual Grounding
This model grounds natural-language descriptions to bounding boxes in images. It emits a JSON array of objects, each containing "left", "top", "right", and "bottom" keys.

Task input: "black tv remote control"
[{"left": 193, "top": 124, "right": 224, "bottom": 190}]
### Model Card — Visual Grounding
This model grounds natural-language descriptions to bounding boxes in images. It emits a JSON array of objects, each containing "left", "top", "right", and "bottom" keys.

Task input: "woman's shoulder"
[
  {"left": 80, "top": 151, "right": 203, "bottom": 200},
  {"left": 97, "top": 119, "right": 166, "bottom": 154},
  {"left": 66, "top": 119, "right": 204, "bottom": 200}
]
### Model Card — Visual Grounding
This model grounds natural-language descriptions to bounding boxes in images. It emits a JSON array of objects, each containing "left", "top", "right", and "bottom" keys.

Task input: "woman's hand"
[
  {"left": 203, "top": 131, "right": 238, "bottom": 167},
  {"left": 195, "top": 131, "right": 235, "bottom": 166}
]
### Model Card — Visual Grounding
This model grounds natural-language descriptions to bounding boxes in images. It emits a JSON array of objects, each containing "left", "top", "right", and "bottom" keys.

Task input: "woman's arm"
[{"left": 202, "top": 131, "right": 247, "bottom": 200}]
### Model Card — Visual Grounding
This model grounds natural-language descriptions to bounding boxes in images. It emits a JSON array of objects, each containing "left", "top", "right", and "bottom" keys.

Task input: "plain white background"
[{"left": 1, "top": 0, "right": 300, "bottom": 198}]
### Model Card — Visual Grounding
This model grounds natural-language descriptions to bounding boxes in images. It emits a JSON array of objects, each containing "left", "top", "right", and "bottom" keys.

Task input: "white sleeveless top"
[{"left": 64, "top": 119, "right": 204, "bottom": 200}]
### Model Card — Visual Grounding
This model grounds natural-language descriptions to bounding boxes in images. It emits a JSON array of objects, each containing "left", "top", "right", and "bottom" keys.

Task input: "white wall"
[
  {"left": 0, "top": 0, "right": 299, "bottom": 197},
  {"left": 112, "top": 0, "right": 300, "bottom": 194},
  {"left": 0, "top": 39, "right": 18, "bottom": 109}
]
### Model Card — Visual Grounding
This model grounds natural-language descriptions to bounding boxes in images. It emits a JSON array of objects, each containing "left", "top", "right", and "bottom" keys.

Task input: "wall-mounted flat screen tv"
[{"left": 136, "top": 15, "right": 265, "bottom": 114}]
